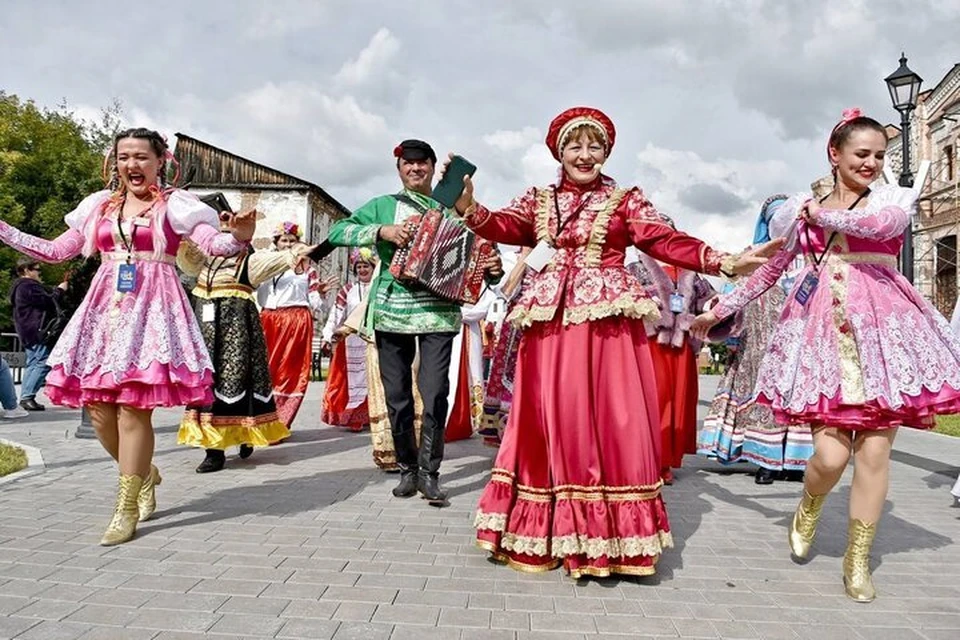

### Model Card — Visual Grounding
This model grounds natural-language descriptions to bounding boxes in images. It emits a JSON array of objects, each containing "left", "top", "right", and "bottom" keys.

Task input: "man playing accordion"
[{"left": 328, "top": 139, "right": 502, "bottom": 503}]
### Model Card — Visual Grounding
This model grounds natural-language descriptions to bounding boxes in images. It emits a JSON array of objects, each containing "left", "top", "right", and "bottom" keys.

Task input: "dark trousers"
[{"left": 375, "top": 331, "right": 456, "bottom": 477}]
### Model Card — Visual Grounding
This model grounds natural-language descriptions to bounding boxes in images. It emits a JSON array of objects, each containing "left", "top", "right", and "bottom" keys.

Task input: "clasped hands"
[{"left": 690, "top": 238, "right": 785, "bottom": 340}]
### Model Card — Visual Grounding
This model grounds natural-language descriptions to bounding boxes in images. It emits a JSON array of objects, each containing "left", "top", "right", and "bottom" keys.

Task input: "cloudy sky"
[{"left": 2, "top": 0, "right": 956, "bottom": 250}]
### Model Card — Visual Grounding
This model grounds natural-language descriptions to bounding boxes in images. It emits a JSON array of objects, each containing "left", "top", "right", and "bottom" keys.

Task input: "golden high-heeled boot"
[
  {"left": 842, "top": 519, "right": 877, "bottom": 603},
  {"left": 138, "top": 465, "right": 162, "bottom": 522},
  {"left": 788, "top": 489, "right": 827, "bottom": 560},
  {"left": 100, "top": 474, "right": 144, "bottom": 546}
]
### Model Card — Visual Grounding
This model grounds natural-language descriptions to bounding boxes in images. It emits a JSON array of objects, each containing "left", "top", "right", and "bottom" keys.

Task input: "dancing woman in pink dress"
[
  {"left": 694, "top": 111, "right": 960, "bottom": 602},
  {"left": 0, "top": 128, "right": 253, "bottom": 546}
]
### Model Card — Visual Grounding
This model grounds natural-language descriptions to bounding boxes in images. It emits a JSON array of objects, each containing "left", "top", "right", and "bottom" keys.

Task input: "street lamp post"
[
  {"left": 75, "top": 406, "right": 97, "bottom": 439},
  {"left": 884, "top": 53, "right": 924, "bottom": 284}
]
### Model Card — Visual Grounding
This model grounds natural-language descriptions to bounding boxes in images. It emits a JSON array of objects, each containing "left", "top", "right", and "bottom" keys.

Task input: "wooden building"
[{"left": 174, "top": 133, "right": 352, "bottom": 279}]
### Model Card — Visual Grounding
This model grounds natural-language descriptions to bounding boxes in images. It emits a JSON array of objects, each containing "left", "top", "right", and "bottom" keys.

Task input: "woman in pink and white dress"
[
  {"left": 694, "top": 110, "right": 960, "bottom": 602},
  {"left": 0, "top": 128, "right": 253, "bottom": 546}
]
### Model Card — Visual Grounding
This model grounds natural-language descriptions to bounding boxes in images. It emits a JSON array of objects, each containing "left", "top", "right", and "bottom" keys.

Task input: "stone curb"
[{"left": 0, "top": 436, "right": 45, "bottom": 485}]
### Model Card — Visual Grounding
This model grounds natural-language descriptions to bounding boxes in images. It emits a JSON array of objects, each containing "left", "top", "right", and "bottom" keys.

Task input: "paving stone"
[
  {"left": 331, "top": 621, "right": 393, "bottom": 640},
  {"left": 0, "top": 615, "right": 41, "bottom": 638},
  {"left": 281, "top": 599, "right": 339, "bottom": 619},
  {"left": 390, "top": 625, "right": 462, "bottom": 640},
  {"left": 332, "top": 601, "right": 379, "bottom": 622},
  {"left": 14, "top": 599, "right": 84, "bottom": 621},
  {"left": 322, "top": 586, "right": 399, "bottom": 604},
  {"left": 62, "top": 604, "right": 139, "bottom": 627},
  {"left": 14, "top": 620, "right": 93, "bottom": 640},
  {"left": 371, "top": 603, "right": 441, "bottom": 626},
  {"left": 438, "top": 606, "right": 491, "bottom": 628},
  {"left": 206, "top": 613, "right": 286, "bottom": 637},
  {"left": 216, "top": 594, "right": 291, "bottom": 615},
  {"left": 275, "top": 617, "right": 340, "bottom": 639},
  {"left": 127, "top": 609, "right": 221, "bottom": 633}
]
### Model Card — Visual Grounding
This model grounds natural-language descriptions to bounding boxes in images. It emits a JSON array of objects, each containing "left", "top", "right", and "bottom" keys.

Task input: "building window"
[
  {"left": 946, "top": 144, "right": 955, "bottom": 182},
  {"left": 936, "top": 234, "right": 957, "bottom": 316}
]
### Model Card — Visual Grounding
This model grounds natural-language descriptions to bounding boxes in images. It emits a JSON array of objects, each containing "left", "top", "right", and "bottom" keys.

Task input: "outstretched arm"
[
  {"left": 462, "top": 186, "right": 539, "bottom": 247},
  {"left": 0, "top": 222, "right": 84, "bottom": 263},
  {"left": 710, "top": 242, "right": 799, "bottom": 320}
]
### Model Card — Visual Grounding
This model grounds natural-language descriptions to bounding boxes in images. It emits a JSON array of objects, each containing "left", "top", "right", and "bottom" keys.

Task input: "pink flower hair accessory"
[
  {"left": 273, "top": 221, "right": 302, "bottom": 239},
  {"left": 840, "top": 107, "right": 863, "bottom": 124}
]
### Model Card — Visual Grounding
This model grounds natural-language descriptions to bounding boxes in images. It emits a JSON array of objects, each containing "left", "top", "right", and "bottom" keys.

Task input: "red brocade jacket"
[{"left": 465, "top": 177, "right": 727, "bottom": 328}]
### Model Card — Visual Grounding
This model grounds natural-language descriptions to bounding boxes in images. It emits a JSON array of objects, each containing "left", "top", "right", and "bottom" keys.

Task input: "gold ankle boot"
[
  {"left": 788, "top": 489, "right": 827, "bottom": 560},
  {"left": 842, "top": 519, "right": 877, "bottom": 603},
  {"left": 138, "top": 465, "right": 162, "bottom": 522},
  {"left": 100, "top": 474, "right": 144, "bottom": 546}
]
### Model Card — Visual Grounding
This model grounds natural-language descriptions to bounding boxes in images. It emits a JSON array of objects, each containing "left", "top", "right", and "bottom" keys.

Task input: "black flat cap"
[{"left": 393, "top": 139, "right": 436, "bottom": 163}]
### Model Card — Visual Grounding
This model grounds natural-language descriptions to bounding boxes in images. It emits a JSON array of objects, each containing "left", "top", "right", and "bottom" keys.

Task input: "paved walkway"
[{"left": 0, "top": 377, "right": 958, "bottom": 640}]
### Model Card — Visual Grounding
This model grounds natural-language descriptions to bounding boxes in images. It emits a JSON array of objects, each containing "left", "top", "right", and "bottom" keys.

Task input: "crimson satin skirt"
[
  {"left": 261, "top": 307, "right": 313, "bottom": 430},
  {"left": 475, "top": 315, "right": 672, "bottom": 578},
  {"left": 648, "top": 341, "right": 699, "bottom": 471}
]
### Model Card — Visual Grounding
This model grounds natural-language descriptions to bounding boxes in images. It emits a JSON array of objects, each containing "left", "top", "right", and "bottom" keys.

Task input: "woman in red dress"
[
  {"left": 628, "top": 254, "right": 716, "bottom": 483},
  {"left": 452, "top": 107, "right": 778, "bottom": 578}
]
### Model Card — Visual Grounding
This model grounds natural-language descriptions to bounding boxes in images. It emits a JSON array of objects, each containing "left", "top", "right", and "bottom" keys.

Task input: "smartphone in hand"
[{"left": 433, "top": 155, "right": 477, "bottom": 209}]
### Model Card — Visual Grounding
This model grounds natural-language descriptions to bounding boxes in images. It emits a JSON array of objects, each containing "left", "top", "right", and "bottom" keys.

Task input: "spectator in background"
[
  {"left": 9, "top": 257, "right": 66, "bottom": 411},
  {"left": 0, "top": 356, "right": 29, "bottom": 419}
]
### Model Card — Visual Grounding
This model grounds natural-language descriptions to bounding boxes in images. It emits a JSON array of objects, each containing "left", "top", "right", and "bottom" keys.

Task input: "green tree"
[{"left": 0, "top": 92, "right": 120, "bottom": 335}]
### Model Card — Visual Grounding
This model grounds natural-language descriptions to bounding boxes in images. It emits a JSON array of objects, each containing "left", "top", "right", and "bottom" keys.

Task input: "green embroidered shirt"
[{"left": 328, "top": 190, "right": 462, "bottom": 334}]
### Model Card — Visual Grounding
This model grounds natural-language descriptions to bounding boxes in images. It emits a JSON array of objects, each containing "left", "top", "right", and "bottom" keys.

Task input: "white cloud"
[
  {"left": 243, "top": 1, "right": 333, "bottom": 40},
  {"left": 629, "top": 144, "right": 794, "bottom": 251},
  {"left": 334, "top": 28, "right": 402, "bottom": 87}
]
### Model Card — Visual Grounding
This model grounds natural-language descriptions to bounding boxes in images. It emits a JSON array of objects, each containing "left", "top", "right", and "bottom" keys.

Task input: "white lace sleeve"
[{"left": 813, "top": 184, "right": 915, "bottom": 242}]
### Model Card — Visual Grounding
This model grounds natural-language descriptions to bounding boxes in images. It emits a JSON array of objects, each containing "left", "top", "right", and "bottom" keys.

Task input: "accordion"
[{"left": 389, "top": 209, "right": 493, "bottom": 305}]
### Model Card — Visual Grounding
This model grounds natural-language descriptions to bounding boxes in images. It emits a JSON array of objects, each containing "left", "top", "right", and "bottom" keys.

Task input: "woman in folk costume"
[
  {"left": 176, "top": 214, "right": 317, "bottom": 472},
  {"left": 445, "top": 284, "right": 500, "bottom": 442},
  {"left": 0, "top": 128, "right": 254, "bottom": 545},
  {"left": 321, "top": 247, "right": 377, "bottom": 431},
  {"left": 451, "top": 106, "right": 778, "bottom": 578},
  {"left": 694, "top": 110, "right": 960, "bottom": 602},
  {"left": 628, "top": 242, "right": 716, "bottom": 484},
  {"left": 479, "top": 247, "right": 531, "bottom": 447},
  {"left": 697, "top": 195, "right": 813, "bottom": 484},
  {"left": 257, "top": 221, "right": 330, "bottom": 433},
  {"left": 367, "top": 352, "right": 423, "bottom": 470}
]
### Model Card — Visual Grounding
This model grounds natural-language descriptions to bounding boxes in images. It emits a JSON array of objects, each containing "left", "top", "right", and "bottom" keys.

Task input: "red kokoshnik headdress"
[{"left": 545, "top": 107, "right": 617, "bottom": 161}]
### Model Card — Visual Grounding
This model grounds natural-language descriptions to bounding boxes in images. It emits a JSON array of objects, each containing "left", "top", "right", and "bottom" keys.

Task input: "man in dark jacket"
[{"left": 10, "top": 257, "right": 66, "bottom": 411}]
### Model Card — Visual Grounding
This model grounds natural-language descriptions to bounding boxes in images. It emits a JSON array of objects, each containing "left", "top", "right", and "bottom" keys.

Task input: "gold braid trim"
[
  {"left": 501, "top": 530, "right": 674, "bottom": 560},
  {"left": 534, "top": 188, "right": 553, "bottom": 245},
  {"left": 562, "top": 296, "right": 660, "bottom": 326},
  {"left": 568, "top": 563, "right": 658, "bottom": 579},
  {"left": 508, "top": 296, "right": 661, "bottom": 329},
  {"left": 191, "top": 285, "right": 256, "bottom": 302},
  {"left": 584, "top": 189, "right": 627, "bottom": 267},
  {"left": 827, "top": 255, "right": 866, "bottom": 404}
]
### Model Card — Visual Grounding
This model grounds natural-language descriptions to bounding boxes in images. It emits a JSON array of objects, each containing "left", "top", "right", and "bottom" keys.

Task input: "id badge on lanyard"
[
  {"left": 668, "top": 292, "right": 685, "bottom": 313},
  {"left": 117, "top": 262, "right": 137, "bottom": 292},
  {"left": 793, "top": 271, "right": 819, "bottom": 306},
  {"left": 116, "top": 218, "right": 141, "bottom": 293}
]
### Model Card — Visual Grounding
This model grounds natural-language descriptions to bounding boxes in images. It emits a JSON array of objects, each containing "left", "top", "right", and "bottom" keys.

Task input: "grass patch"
[
  {"left": 0, "top": 442, "right": 28, "bottom": 477},
  {"left": 935, "top": 415, "right": 960, "bottom": 437}
]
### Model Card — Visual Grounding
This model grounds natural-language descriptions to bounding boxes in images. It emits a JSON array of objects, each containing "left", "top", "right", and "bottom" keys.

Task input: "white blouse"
[{"left": 257, "top": 264, "right": 328, "bottom": 315}]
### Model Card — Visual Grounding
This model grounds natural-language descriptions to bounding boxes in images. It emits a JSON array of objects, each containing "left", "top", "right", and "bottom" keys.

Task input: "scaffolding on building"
[{"left": 915, "top": 155, "right": 960, "bottom": 316}]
